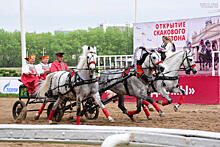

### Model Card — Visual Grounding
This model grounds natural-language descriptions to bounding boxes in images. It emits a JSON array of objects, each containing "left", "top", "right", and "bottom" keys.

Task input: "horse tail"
[{"left": 38, "top": 72, "right": 56, "bottom": 97}]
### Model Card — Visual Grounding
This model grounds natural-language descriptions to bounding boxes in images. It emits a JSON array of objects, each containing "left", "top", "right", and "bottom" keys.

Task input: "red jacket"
[{"left": 50, "top": 60, "right": 69, "bottom": 72}]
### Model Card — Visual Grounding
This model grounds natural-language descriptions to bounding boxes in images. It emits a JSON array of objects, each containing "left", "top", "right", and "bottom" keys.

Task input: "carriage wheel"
[
  {"left": 47, "top": 103, "right": 64, "bottom": 122},
  {"left": 84, "top": 98, "right": 99, "bottom": 120},
  {"left": 12, "top": 100, "right": 27, "bottom": 120}
]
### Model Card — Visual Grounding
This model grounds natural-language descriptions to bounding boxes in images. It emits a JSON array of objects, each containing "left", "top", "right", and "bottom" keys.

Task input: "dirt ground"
[{"left": 1, "top": 97, "right": 220, "bottom": 133}]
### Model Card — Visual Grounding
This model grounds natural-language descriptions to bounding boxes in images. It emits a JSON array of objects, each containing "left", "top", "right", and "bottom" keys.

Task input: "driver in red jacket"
[{"left": 50, "top": 52, "right": 70, "bottom": 72}]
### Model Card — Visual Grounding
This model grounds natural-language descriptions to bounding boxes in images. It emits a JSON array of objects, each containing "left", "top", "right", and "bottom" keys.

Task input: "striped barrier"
[{"left": 0, "top": 124, "right": 220, "bottom": 146}]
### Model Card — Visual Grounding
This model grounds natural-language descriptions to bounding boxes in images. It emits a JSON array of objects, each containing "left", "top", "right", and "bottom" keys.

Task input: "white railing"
[
  {"left": 1, "top": 124, "right": 220, "bottom": 146},
  {"left": 97, "top": 55, "right": 133, "bottom": 69},
  {"left": 212, "top": 51, "right": 220, "bottom": 76}
]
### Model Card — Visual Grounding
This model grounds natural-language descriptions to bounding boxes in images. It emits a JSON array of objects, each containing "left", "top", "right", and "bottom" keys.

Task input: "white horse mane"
[{"left": 77, "top": 45, "right": 96, "bottom": 71}]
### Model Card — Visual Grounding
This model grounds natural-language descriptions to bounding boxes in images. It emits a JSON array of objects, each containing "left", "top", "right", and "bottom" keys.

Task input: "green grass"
[
  {"left": 0, "top": 93, "right": 18, "bottom": 98},
  {"left": 0, "top": 68, "right": 21, "bottom": 77}
]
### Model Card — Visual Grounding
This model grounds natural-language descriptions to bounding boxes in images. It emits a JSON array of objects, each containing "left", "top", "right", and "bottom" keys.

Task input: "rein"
[
  {"left": 99, "top": 73, "right": 133, "bottom": 94},
  {"left": 46, "top": 70, "right": 98, "bottom": 97}
]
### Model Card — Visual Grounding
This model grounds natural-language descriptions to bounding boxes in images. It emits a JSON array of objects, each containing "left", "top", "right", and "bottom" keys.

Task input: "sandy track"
[{"left": 1, "top": 97, "right": 220, "bottom": 133}]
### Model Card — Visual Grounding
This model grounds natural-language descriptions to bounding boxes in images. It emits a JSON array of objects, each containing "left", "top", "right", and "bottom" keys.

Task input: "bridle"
[
  {"left": 181, "top": 50, "right": 196, "bottom": 74},
  {"left": 145, "top": 50, "right": 164, "bottom": 72},
  {"left": 87, "top": 51, "right": 97, "bottom": 77}
]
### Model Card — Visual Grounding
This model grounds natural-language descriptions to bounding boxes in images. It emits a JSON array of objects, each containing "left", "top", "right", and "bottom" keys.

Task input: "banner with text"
[
  {"left": 101, "top": 75, "right": 220, "bottom": 105},
  {"left": 133, "top": 15, "right": 220, "bottom": 49}
]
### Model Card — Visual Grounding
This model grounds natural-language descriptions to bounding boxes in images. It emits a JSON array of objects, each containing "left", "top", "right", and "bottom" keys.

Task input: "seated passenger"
[
  {"left": 50, "top": 52, "right": 70, "bottom": 72},
  {"left": 36, "top": 55, "right": 51, "bottom": 80},
  {"left": 21, "top": 55, "right": 39, "bottom": 97}
]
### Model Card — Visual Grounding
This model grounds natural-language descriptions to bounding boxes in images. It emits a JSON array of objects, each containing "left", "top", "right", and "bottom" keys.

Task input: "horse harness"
[
  {"left": 120, "top": 50, "right": 163, "bottom": 96},
  {"left": 121, "top": 66, "right": 134, "bottom": 96},
  {"left": 148, "top": 74, "right": 179, "bottom": 94},
  {"left": 46, "top": 70, "right": 98, "bottom": 98}
]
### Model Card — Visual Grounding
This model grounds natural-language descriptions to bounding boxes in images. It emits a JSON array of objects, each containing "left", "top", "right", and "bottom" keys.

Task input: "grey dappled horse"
[
  {"left": 35, "top": 46, "right": 113, "bottom": 124},
  {"left": 99, "top": 50, "right": 165, "bottom": 120},
  {"left": 145, "top": 50, "right": 197, "bottom": 111}
]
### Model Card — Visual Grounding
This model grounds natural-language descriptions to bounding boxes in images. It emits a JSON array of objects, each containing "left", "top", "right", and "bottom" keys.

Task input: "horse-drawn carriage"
[
  {"left": 12, "top": 46, "right": 197, "bottom": 124},
  {"left": 12, "top": 70, "right": 131, "bottom": 123}
]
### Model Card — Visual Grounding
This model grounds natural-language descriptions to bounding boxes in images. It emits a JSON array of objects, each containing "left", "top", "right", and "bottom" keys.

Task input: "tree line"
[{"left": 0, "top": 27, "right": 133, "bottom": 67}]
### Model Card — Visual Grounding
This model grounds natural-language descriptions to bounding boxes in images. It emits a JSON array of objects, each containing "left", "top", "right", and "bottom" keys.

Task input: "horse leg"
[
  {"left": 142, "top": 103, "right": 152, "bottom": 120},
  {"left": 127, "top": 98, "right": 142, "bottom": 121},
  {"left": 173, "top": 88, "right": 186, "bottom": 111},
  {"left": 142, "top": 95, "right": 163, "bottom": 116},
  {"left": 199, "top": 56, "right": 202, "bottom": 70},
  {"left": 93, "top": 92, "right": 114, "bottom": 122},
  {"left": 48, "top": 97, "right": 61, "bottom": 124},
  {"left": 76, "top": 95, "right": 81, "bottom": 125},
  {"left": 34, "top": 98, "right": 50, "bottom": 120},
  {"left": 118, "top": 95, "right": 128, "bottom": 114},
  {"left": 157, "top": 88, "right": 172, "bottom": 106},
  {"left": 141, "top": 100, "right": 154, "bottom": 111}
]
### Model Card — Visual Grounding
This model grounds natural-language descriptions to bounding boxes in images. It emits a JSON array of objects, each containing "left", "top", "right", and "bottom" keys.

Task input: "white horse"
[
  {"left": 35, "top": 45, "right": 113, "bottom": 124},
  {"left": 144, "top": 50, "right": 197, "bottom": 111},
  {"left": 99, "top": 49, "right": 165, "bottom": 120}
]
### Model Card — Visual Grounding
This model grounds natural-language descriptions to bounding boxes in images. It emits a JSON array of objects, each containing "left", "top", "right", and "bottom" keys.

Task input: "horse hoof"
[
  {"left": 108, "top": 116, "right": 114, "bottom": 122},
  {"left": 123, "top": 110, "right": 128, "bottom": 114},
  {"left": 15, "top": 119, "right": 22, "bottom": 123},
  {"left": 156, "top": 100, "right": 163, "bottom": 105},
  {"left": 49, "top": 120, "right": 53, "bottom": 124},
  {"left": 147, "top": 116, "right": 152, "bottom": 120},
  {"left": 34, "top": 113, "right": 40, "bottom": 120},
  {"left": 128, "top": 115, "right": 135, "bottom": 121},
  {"left": 173, "top": 104, "right": 179, "bottom": 112},
  {"left": 158, "top": 110, "right": 164, "bottom": 116}
]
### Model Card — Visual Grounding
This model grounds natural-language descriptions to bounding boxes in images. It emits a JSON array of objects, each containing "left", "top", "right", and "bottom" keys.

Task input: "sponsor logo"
[
  {"left": 3, "top": 81, "right": 18, "bottom": 93},
  {"left": 150, "top": 85, "right": 195, "bottom": 98}
]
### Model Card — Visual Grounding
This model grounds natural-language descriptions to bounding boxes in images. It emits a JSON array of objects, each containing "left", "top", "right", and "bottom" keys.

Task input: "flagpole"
[
  {"left": 135, "top": 0, "right": 137, "bottom": 23},
  {"left": 20, "top": 0, "right": 27, "bottom": 70}
]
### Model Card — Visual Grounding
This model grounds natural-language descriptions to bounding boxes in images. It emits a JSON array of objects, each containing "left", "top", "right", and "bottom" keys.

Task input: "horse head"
[
  {"left": 87, "top": 46, "right": 97, "bottom": 74},
  {"left": 182, "top": 50, "right": 197, "bottom": 75},
  {"left": 78, "top": 45, "right": 97, "bottom": 78},
  {"left": 143, "top": 49, "right": 165, "bottom": 73}
]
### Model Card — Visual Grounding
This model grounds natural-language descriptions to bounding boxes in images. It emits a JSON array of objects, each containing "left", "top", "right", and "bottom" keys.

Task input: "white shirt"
[
  {"left": 35, "top": 63, "right": 51, "bottom": 75},
  {"left": 165, "top": 43, "right": 173, "bottom": 57},
  {"left": 22, "top": 64, "right": 37, "bottom": 74}
]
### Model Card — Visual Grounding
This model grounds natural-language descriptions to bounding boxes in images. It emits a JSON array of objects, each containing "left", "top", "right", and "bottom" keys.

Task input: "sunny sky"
[{"left": 0, "top": 0, "right": 220, "bottom": 33}]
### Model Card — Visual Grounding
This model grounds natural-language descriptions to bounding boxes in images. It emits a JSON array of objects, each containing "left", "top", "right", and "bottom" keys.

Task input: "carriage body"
[
  {"left": 19, "top": 84, "right": 29, "bottom": 98},
  {"left": 12, "top": 82, "right": 100, "bottom": 122},
  {"left": 12, "top": 84, "right": 56, "bottom": 121}
]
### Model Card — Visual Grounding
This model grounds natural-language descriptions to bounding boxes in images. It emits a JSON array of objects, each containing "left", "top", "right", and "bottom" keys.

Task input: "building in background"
[
  {"left": 99, "top": 23, "right": 133, "bottom": 31},
  {"left": 55, "top": 28, "right": 75, "bottom": 34}
]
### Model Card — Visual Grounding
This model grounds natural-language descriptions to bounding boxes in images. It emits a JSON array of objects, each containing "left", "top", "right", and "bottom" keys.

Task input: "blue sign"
[{"left": 3, "top": 81, "right": 18, "bottom": 93}]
